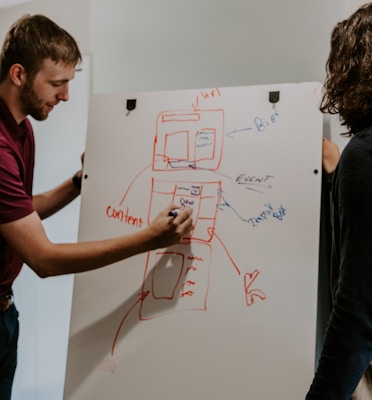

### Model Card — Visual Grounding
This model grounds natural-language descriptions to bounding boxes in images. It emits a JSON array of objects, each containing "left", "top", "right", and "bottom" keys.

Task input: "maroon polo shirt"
[{"left": 0, "top": 97, "right": 35, "bottom": 295}]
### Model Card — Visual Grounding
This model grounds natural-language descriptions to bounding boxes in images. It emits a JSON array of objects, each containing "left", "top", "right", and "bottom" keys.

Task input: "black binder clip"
[
  {"left": 269, "top": 91, "right": 280, "bottom": 106},
  {"left": 126, "top": 99, "right": 137, "bottom": 116}
]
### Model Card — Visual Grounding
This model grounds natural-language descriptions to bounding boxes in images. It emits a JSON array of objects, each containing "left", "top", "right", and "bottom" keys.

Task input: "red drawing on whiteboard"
[
  {"left": 244, "top": 270, "right": 267, "bottom": 306},
  {"left": 103, "top": 100, "right": 266, "bottom": 361}
]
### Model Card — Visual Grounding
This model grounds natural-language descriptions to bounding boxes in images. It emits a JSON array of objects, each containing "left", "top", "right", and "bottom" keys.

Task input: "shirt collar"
[{"left": 0, "top": 96, "right": 29, "bottom": 139}]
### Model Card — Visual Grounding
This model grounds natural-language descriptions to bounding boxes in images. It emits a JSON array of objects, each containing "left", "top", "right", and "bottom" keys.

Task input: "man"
[
  {"left": 306, "top": 3, "right": 372, "bottom": 399},
  {"left": 0, "top": 14, "right": 193, "bottom": 399}
]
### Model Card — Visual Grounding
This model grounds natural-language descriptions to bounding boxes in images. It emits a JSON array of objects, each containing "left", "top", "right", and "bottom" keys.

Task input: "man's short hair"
[{"left": 0, "top": 14, "right": 82, "bottom": 82}]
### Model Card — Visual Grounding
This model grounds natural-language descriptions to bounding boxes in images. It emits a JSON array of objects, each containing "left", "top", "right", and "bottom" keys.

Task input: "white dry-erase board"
[{"left": 64, "top": 83, "right": 323, "bottom": 400}]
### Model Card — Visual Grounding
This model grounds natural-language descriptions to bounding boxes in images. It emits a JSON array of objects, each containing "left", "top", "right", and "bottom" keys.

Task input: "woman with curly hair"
[{"left": 306, "top": 3, "right": 372, "bottom": 399}]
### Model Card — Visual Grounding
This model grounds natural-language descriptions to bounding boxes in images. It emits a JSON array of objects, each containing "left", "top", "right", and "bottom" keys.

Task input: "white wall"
[
  {"left": 90, "top": 0, "right": 345, "bottom": 94},
  {"left": 0, "top": 1, "right": 357, "bottom": 399},
  {"left": 346, "top": 0, "right": 369, "bottom": 16}
]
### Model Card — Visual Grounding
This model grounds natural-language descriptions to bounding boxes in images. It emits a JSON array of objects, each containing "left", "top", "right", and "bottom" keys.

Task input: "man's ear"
[{"left": 9, "top": 64, "right": 26, "bottom": 87}]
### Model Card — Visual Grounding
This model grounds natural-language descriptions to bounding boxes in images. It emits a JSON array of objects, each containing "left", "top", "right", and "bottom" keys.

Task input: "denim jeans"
[{"left": 0, "top": 303, "right": 19, "bottom": 400}]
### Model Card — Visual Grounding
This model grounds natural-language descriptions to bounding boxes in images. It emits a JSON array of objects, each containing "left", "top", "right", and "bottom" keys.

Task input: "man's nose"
[{"left": 58, "top": 83, "right": 69, "bottom": 101}]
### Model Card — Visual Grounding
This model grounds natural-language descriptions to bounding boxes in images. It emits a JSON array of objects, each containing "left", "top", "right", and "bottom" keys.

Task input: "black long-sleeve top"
[{"left": 306, "top": 127, "right": 372, "bottom": 399}]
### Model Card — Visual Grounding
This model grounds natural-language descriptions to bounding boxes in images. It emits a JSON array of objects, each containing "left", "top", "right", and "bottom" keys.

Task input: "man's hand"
[{"left": 145, "top": 205, "right": 194, "bottom": 249}]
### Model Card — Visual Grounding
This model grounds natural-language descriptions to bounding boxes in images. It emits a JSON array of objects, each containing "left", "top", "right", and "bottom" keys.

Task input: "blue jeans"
[{"left": 0, "top": 304, "right": 19, "bottom": 400}]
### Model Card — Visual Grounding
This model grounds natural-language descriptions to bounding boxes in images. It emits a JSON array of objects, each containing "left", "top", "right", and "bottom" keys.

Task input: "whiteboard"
[{"left": 64, "top": 82, "right": 323, "bottom": 400}]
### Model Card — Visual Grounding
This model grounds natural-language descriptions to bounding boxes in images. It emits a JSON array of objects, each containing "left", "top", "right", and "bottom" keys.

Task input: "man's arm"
[
  {"left": 32, "top": 171, "right": 81, "bottom": 219},
  {"left": 0, "top": 204, "right": 193, "bottom": 278}
]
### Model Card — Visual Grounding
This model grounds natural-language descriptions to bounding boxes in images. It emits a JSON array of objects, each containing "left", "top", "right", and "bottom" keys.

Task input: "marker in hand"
[{"left": 168, "top": 208, "right": 184, "bottom": 218}]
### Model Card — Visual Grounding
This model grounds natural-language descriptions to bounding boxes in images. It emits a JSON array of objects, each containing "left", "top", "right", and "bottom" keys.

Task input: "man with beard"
[{"left": 0, "top": 14, "right": 193, "bottom": 399}]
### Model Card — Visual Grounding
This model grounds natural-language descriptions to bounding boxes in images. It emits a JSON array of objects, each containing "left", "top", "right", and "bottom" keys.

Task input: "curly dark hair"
[{"left": 320, "top": 3, "right": 372, "bottom": 135}]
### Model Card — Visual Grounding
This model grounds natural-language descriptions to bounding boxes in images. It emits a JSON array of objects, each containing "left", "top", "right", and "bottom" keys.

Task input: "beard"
[{"left": 19, "top": 80, "right": 49, "bottom": 121}]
